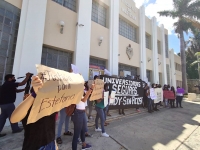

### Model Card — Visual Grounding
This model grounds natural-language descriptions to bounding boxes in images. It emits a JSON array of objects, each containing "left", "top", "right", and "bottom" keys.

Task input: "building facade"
[{"left": 0, "top": 0, "right": 182, "bottom": 107}]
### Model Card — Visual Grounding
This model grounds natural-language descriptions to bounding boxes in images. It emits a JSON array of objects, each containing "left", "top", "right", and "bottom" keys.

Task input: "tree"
[
  {"left": 158, "top": 0, "right": 200, "bottom": 93},
  {"left": 187, "top": 30, "right": 200, "bottom": 78}
]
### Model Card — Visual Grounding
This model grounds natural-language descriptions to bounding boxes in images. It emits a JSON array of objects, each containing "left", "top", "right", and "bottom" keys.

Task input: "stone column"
[
  {"left": 108, "top": 0, "right": 119, "bottom": 76},
  {"left": 151, "top": 17, "right": 159, "bottom": 83},
  {"left": 12, "top": 0, "right": 48, "bottom": 106},
  {"left": 139, "top": 5, "right": 146, "bottom": 81},
  {"left": 73, "top": 0, "right": 92, "bottom": 80},
  {"left": 160, "top": 24, "right": 167, "bottom": 84}
]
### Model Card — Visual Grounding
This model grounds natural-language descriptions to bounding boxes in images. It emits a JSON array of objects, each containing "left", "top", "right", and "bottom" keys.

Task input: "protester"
[
  {"left": 0, "top": 73, "right": 32, "bottom": 137},
  {"left": 88, "top": 75, "right": 99, "bottom": 119},
  {"left": 150, "top": 83, "right": 156, "bottom": 112},
  {"left": 103, "top": 83, "right": 110, "bottom": 126},
  {"left": 118, "top": 108, "right": 125, "bottom": 115},
  {"left": 157, "top": 84, "right": 163, "bottom": 106},
  {"left": 143, "top": 83, "right": 148, "bottom": 108},
  {"left": 169, "top": 86, "right": 175, "bottom": 108},
  {"left": 10, "top": 76, "right": 58, "bottom": 150},
  {"left": 84, "top": 81, "right": 93, "bottom": 137},
  {"left": 71, "top": 84, "right": 95, "bottom": 150},
  {"left": 94, "top": 84, "right": 109, "bottom": 137},
  {"left": 176, "top": 86, "right": 183, "bottom": 108},
  {"left": 153, "top": 84, "right": 159, "bottom": 111},
  {"left": 56, "top": 108, "right": 72, "bottom": 144},
  {"left": 163, "top": 85, "right": 169, "bottom": 108},
  {"left": 146, "top": 85, "right": 153, "bottom": 113}
]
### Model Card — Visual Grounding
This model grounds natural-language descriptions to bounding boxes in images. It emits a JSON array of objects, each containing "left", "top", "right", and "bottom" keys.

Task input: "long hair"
[
  {"left": 84, "top": 81, "right": 89, "bottom": 91},
  {"left": 171, "top": 86, "right": 175, "bottom": 95},
  {"left": 104, "top": 83, "right": 109, "bottom": 91}
]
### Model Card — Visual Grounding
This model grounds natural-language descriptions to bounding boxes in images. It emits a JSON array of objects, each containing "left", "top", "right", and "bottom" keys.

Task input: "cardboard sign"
[
  {"left": 150, "top": 88, "right": 157, "bottom": 100},
  {"left": 89, "top": 79, "right": 104, "bottom": 101},
  {"left": 104, "top": 91, "right": 109, "bottom": 107},
  {"left": 110, "top": 91, "right": 116, "bottom": 104},
  {"left": 154, "top": 88, "right": 163, "bottom": 103},
  {"left": 88, "top": 80, "right": 94, "bottom": 88},
  {"left": 163, "top": 91, "right": 175, "bottom": 99},
  {"left": 27, "top": 65, "right": 84, "bottom": 124},
  {"left": 177, "top": 88, "right": 184, "bottom": 94},
  {"left": 100, "top": 75, "right": 144, "bottom": 109}
]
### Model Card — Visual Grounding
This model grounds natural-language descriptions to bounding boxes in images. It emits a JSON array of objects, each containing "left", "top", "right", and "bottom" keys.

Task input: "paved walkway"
[{"left": 0, "top": 100, "right": 199, "bottom": 150}]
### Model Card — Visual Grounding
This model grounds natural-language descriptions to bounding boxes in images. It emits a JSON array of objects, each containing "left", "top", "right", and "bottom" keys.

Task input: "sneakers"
[
  {"left": 101, "top": 132, "right": 109, "bottom": 137},
  {"left": 56, "top": 137, "right": 62, "bottom": 144},
  {"left": 77, "top": 138, "right": 82, "bottom": 145},
  {"left": 95, "top": 128, "right": 102, "bottom": 132},
  {"left": 12, "top": 128, "right": 23, "bottom": 134},
  {"left": 82, "top": 143, "right": 92, "bottom": 150},
  {"left": 0, "top": 133, "right": 6, "bottom": 137},
  {"left": 88, "top": 116, "right": 92, "bottom": 119}
]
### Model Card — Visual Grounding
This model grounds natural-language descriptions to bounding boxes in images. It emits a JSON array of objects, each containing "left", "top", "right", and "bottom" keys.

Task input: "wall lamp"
[
  {"left": 99, "top": 36, "right": 103, "bottom": 46},
  {"left": 59, "top": 21, "right": 65, "bottom": 34},
  {"left": 148, "top": 57, "right": 151, "bottom": 62}
]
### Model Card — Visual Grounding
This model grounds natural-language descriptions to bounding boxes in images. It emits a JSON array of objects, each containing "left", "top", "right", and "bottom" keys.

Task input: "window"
[
  {"left": 0, "top": 0, "right": 20, "bottom": 84},
  {"left": 175, "top": 63, "right": 181, "bottom": 71},
  {"left": 90, "top": 58, "right": 106, "bottom": 69},
  {"left": 91, "top": 1, "right": 107, "bottom": 27},
  {"left": 157, "top": 40, "right": 161, "bottom": 54},
  {"left": 41, "top": 47, "right": 72, "bottom": 71},
  {"left": 119, "top": 18, "right": 137, "bottom": 42},
  {"left": 165, "top": 34, "right": 169, "bottom": 58},
  {"left": 52, "top": 0, "right": 76, "bottom": 12},
  {"left": 146, "top": 70, "right": 151, "bottom": 82},
  {"left": 119, "top": 64, "right": 137, "bottom": 76},
  {"left": 166, "top": 64, "right": 170, "bottom": 84},
  {"left": 146, "top": 34, "right": 151, "bottom": 49},
  {"left": 176, "top": 80, "right": 182, "bottom": 87}
]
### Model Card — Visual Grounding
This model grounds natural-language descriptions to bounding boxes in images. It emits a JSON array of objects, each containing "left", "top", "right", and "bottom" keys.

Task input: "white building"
[{"left": 0, "top": 0, "right": 182, "bottom": 108}]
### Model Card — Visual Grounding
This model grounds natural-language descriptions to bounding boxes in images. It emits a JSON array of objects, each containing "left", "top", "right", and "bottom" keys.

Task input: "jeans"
[
  {"left": 88, "top": 100, "right": 93, "bottom": 117},
  {"left": 0, "top": 103, "right": 20, "bottom": 133},
  {"left": 147, "top": 98, "right": 152, "bottom": 112},
  {"left": 57, "top": 108, "right": 70, "bottom": 138},
  {"left": 85, "top": 113, "right": 88, "bottom": 132},
  {"left": 39, "top": 140, "right": 57, "bottom": 150},
  {"left": 151, "top": 100, "right": 154, "bottom": 110},
  {"left": 164, "top": 99, "right": 168, "bottom": 107},
  {"left": 95, "top": 106, "right": 105, "bottom": 133},
  {"left": 169, "top": 99, "right": 175, "bottom": 108},
  {"left": 72, "top": 109, "right": 86, "bottom": 150},
  {"left": 176, "top": 96, "right": 183, "bottom": 107}
]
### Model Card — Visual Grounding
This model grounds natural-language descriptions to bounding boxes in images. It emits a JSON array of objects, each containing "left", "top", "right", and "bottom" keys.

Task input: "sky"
[{"left": 134, "top": 0, "right": 192, "bottom": 54}]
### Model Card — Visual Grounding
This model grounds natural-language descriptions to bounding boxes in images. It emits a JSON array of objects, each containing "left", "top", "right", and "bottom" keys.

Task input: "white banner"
[{"left": 154, "top": 88, "right": 163, "bottom": 103}]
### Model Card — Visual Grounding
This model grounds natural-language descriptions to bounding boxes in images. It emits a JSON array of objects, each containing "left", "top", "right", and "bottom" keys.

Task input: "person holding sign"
[
  {"left": 94, "top": 84, "right": 109, "bottom": 138},
  {"left": 176, "top": 86, "right": 184, "bottom": 108},
  {"left": 71, "top": 84, "right": 95, "bottom": 150},
  {"left": 169, "top": 86, "right": 175, "bottom": 108},
  {"left": 10, "top": 76, "right": 58, "bottom": 150},
  {"left": 163, "top": 85, "right": 169, "bottom": 108},
  {"left": 103, "top": 83, "right": 110, "bottom": 126},
  {"left": 146, "top": 85, "right": 153, "bottom": 113}
]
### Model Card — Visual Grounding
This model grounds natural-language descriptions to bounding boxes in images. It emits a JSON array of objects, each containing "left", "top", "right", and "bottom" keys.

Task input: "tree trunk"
[{"left": 180, "top": 31, "right": 188, "bottom": 93}]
